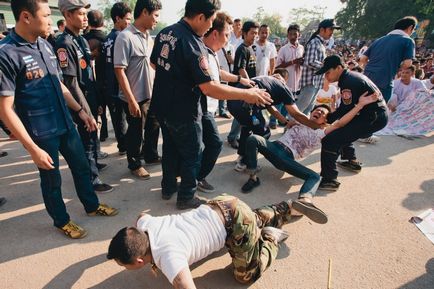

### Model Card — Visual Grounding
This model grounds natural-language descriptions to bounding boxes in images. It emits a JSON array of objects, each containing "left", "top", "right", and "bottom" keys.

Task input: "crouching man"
[{"left": 108, "top": 195, "right": 327, "bottom": 287}]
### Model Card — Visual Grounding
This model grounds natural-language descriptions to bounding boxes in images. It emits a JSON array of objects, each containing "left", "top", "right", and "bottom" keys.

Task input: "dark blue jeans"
[
  {"left": 244, "top": 135, "right": 320, "bottom": 198},
  {"left": 159, "top": 117, "right": 202, "bottom": 202},
  {"left": 321, "top": 109, "right": 388, "bottom": 180},
  {"left": 35, "top": 129, "right": 99, "bottom": 228},
  {"left": 108, "top": 97, "right": 127, "bottom": 152},
  {"left": 198, "top": 112, "right": 223, "bottom": 181},
  {"left": 76, "top": 120, "right": 99, "bottom": 184}
]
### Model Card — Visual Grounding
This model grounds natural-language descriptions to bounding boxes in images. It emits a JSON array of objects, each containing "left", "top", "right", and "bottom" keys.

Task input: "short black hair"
[
  {"left": 242, "top": 20, "right": 259, "bottom": 34},
  {"left": 204, "top": 11, "right": 232, "bottom": 37},
  {"left": 11, "top": 0, "right": 48, "bottom": 21},
  {"left": 287, "top": 24, "right": 300, "bottom": 33},
  {"left": 184, "top": 0, "right": 221, "bottom": 19},
  {"left": 87, "top": 10, "right": 104, "bottom": 28},
  {"left": 403, "top": 65, "right": 416, "bottom": 73},
  {"left": 107, "top": 227, "right": 149, "bottom": 265},
  {"left": 394, "top": 16, "right": 417, "bottom": 31},
  {"left": 57, "top": 19, "right": 65, "bottom": 28},
  {"left": 234, "top": 18, "right": 241, "bottom": 23},
  {"left": 311, "top": 104, "right": 331, "bottom": 114},
  {"left": 134, "top": 0, "right": 162, "bottom": 20},
  {"left": 111, "top": 2, "right": 132, "bottom": 23},
  {"left": 260, "top": 24, "right": 268, "bottom": 29}
]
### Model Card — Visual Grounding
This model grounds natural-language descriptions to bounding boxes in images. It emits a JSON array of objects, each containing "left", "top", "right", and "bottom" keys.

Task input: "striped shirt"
[{"left": 300, "top": 35, "right": 326, "bottom": 89}]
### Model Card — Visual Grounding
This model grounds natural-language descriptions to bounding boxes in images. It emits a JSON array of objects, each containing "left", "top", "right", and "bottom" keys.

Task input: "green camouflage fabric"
[{"left": 210, "top": 195, "right": 292, "bottom": 284}]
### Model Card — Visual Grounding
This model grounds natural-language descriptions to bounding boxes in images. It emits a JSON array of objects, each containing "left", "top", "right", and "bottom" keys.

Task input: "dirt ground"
[{"left": 0, "top": 118, "right": 433, "bottom": 289}]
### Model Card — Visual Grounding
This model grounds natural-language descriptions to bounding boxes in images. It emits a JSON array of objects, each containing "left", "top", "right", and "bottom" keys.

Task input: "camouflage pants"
[{"left": 210, "top": 195, "right": 291, "bottom": 284}]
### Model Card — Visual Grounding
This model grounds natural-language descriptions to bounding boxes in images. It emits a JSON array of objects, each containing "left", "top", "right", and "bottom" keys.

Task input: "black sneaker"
[
  {"left": 318, "top": 179, "right": 340, "bottom": 192},
  {"left": 337, "top": 160, "right": 362, "bottom": 172},
  {"left": 93, "top": 183, "right": 114, "bottom": 193},
  {"left": 96, "top": 163, "right": 108, "bottom": 172},
  {"left": 162, "top": 192, "right": 175, "bottom": 200},
  {"left": 176, "top": 197, "right": 206, "bottom": 210},
  {"left": 197, "top": 179, "right": 215, "bottom": 193},
  {"left": 241, "top": 177, "right": 260, "bottom": 193},
  {"left": 145, "top": 157, "right": 162, "bottom": 165}
]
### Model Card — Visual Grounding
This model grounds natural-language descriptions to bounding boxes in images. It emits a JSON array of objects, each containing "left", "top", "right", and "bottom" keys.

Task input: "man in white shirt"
[
  {"left": 388, "top": 65, "right": 428, "bottom": 111},
  {"left": 254, "top": 24, "right": 277, "bottom": 76},
  {"left": 108, "top": 194, "right": 327, "bottom": 287},
  {"left": 229, "top": 18, "right": 243, "bottom": 51}
]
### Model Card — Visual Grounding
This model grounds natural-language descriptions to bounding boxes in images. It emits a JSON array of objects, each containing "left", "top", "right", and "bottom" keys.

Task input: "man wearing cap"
[
  {"left": 56, "top": 0, "right": 113, "bottom": 193},
  {"left": 315, "top": 55, "right": 388, "bottom": 191},
  {"left": 297, "top": 19, "right": 341, "bottom": 116},
  {"left": 0, "top": 0, "right": 118, "bottom": 239}
]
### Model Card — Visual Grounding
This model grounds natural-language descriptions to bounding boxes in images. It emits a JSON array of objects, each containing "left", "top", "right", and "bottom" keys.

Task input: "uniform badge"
[
  {"left": 160, "top": 44, "right": 169, "bottom": 59},
  {"left": 57, "top": 48, "right": 68, "bottom": 68},
  {"left": 341, "top": 89, "right": 353, "bottom": 105},
  {"left": 198, "top": 55, "right": 210, "bottom": 76},
  {"left": 79, "top": 58, "right": 87, "bottom": 69}
]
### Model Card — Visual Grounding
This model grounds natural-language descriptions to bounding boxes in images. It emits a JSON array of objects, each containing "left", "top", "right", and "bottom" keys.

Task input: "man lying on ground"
[{"left": 108, "top": 194, "right": 327, "bottom": 288}]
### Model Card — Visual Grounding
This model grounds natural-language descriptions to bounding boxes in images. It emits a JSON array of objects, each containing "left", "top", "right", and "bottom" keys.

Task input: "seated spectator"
[
  {"left": 315, "top": 79, "right": 339, "bottom": 111},
  {"left": 388, "top": 65, "right": 428, "bottom": 112}
]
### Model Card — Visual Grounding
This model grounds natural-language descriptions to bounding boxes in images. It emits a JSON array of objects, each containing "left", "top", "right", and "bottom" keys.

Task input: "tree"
[
  {"left": 336, "top": 0, "right": 434, "bottom": 44},
  {"left": 287, "top": 6, "right": 326, "bottom": 30},
  {"left": 248, "top": 6, "right": 286, "bottom": 38}
]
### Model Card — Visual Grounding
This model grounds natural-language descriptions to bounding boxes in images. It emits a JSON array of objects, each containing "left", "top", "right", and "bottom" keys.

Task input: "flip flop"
[{"left": 291, "top": 200, "right": 328, "bottom": 224}]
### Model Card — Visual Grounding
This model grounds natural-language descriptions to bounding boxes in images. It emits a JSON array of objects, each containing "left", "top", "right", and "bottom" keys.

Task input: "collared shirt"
[
  {"left": 204, "top": 47, "right": 220, "bottom": 114},
  {"left": 276, "top": 42, "right": 304, "bottom": 92},
  {"left": 300, "top": 35, "right": 326, "bottom": 89},
  {"left": 114, "top": 24, "right": 154, "bottom": 103},
  {"left": 150, "top": 19, "right": 213, "bottom": 122},
  {"left": 254, "top": 40, "right": 277, "bottom": 76},
  {"left": 0, "top": 30, "right": 72, "bottom": 140},
  {"left": 102, "top": 29, "right": 121, "bottom": 99}
]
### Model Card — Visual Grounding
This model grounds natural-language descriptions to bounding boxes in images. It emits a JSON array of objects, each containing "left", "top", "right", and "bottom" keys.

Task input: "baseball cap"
[
  {"left": 58, "top": 0, "right": 91, "bottom": 12},
  {"left": 315, "top": 55, "right": 345, "bottom": 75},
  {"left": 318, "top": 19, "right": 341, "bottom": 30}
]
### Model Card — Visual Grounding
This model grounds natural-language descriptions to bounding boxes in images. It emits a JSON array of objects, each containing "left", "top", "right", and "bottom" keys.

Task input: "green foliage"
[
  {"left": 288, "top": 6, "right": 326, "bottom": 30},
  {"left": 336, "top": 0, "right": 434, "bottom": 41},
  {"left": 248, "top": 6, "right": 286, "bottom": 38}
]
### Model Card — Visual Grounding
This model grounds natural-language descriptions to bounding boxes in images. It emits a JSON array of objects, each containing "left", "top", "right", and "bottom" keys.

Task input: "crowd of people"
[{"left": 1, "top": 0, "right": 433, "bottom": 287}]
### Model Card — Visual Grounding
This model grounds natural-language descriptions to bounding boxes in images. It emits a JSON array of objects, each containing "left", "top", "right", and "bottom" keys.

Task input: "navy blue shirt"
[
  {"left": 102, "top": 29, "right": 121, "bottom": 99},
  {"left": 364, "top": 33, "right": 415, "bottom": 89},
  {"left": 150, "top": 19, "right": 213, "bottom": 122},
  {"left": 0, "top": 30, "right": 73, "bottom": 140},
  {"left": 328, "top": 69, "right": 386, "bottom": 123}
]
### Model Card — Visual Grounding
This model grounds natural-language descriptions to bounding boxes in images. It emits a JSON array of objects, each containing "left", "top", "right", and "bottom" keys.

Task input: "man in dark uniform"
[
  {"left": 150, "top": 0, "right": 272, "bottom": 210},
  {"left": 55, "top": 0, "right": 113, "bottom": 193},
  {"left": 102, "top": 2, "right": 132, "bottom": 155},
  {"left": 315, "top": 55, "right": 388, "bottom": 191},
  {"left": 0, "top": 0, "right": 118, "bottom": 239}
]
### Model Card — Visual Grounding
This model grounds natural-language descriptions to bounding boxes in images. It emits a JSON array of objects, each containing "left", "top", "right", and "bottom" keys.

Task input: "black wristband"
[{"left": 237, "top": 75, "right": 241, "bottom": 83}]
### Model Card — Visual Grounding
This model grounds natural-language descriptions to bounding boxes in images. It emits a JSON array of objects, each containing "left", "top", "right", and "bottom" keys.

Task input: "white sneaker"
[
  {"left": 261, "top": 226, "right": 289, "bottom": 244},
  {"left": 234, "top": 162, "right": 247, "bottom": 172},
  {"left": 358, "top": 135, "right": 379, "bottom": 144}
]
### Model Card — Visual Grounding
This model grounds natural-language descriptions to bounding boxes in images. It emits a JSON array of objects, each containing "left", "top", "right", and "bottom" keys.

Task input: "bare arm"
[
  {"left": 269, "top": 58, "right": 275, "bottom": 75},
  {"left": 266, "top": 105, "right": 287, "bottom": 124},
  {"left": 0, "top": 96, "right": 54, "bottom": 170},
  {"left": 60, "top": 82, "right": 97, "bottom": 132},
  {"left": 62, "top": 75, "right": 93, "bottom": 117},
  {"left": 219, "top": 70, "right": 254, "bottom": 87},
  {"left": 238, "top": 68, "right": 250, "bottom": 79},
  {"left": 198, "top": 80, "right": 272, "bottom": 107},
  {"left": 172, "top": 267, "right": 196, "bottom": 289},
  {"left": 114, "top": 67, "right": 140, "bottom": 117},
  {"left": 358, "top": 55, "right": 368, "bottom": 69}
]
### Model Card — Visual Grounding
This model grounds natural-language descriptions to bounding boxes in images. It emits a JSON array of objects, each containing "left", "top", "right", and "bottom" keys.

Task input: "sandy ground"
[{"left": 0, "top": 117, "right": 433, "bottom": 289}]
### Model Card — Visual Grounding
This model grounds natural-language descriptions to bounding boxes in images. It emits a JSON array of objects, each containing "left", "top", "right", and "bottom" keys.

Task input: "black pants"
[
  {"left": 320, "top": 109, "right": 388, "bottom": 180},
  {"left": 108, "top": 97, "right": 127, "bottom": 152},
  {"left": 141, "top": 111, "right": 160, "bottom": 162}
]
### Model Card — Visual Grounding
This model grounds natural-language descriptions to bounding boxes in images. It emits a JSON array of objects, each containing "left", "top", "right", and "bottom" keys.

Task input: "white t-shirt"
[
  {"left": 206, "top": 49, "right": 221, "bottom": 114},
  {"left": 229, "top": 32, "right": 243, "bottom": 51},
  {"left": 136, "top": 205, "right": 226, "bottom": 284},
  {"left": 391, "top": 78, "right": 427, "bottom": 106},
  {"left": 276, "top": 42, "right": 304, "bottom": 92},
  {"left": 277, "top": 125, "right": 326, "bottom": 160},
  {"left": 316, "top": 84, "right": 338, "bottom": 106},
  {"left": 254, "top": 40, "right": 277, "bottom": 76}
]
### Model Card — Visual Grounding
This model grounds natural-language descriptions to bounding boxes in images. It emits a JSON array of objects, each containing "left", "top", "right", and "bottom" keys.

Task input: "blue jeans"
[
  {"left": 293, "top": 85, "right": 320, "bottom": 117},
  {"left": 198, "top": 112, "right": 223, "bottom": 181},
  {"left": 159, "top": 117, "right": 202, "bottom": 201},
  {"left": 244, "top": 135, "right": 320, "bottom": 198},
  {"left": 378, "top": 86, "right": 393, "bottom": 103},
  {"left": 35, "top": 129, "right": 99, "bottom": 228},
  {"left": 227, "top": 118, "right": 241, "bottom": 142}
]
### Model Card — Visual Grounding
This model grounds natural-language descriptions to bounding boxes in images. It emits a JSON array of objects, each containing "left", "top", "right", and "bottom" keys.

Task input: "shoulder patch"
[
  {"left": 341, "top": 89, "right": 353, "bottom": 105},
  {"left": 199, "top": 55, "right": 210, "bottom": 76},
  {"left": 57, "top": 48, "right": 68, "bottom": 68}
]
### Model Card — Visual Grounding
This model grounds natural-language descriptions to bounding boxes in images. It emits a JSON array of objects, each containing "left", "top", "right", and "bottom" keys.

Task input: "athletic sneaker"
[
  {"left": 337, "top": 160, "right": 362, "bottom": 172},
  {"left": 358, "top": 135, "right": 379, "bottom": 144},
  {"left": 262, "top": 226, "right": 289, "bottom": 244},
  {"left": 176, "top": 197, "right": 206, "bottom": 210},
  {"left": 59, "top": 221, "right": 87, "bottom": 239},
  {"left": 93, "top": 183, "right": 114, "bottom": 193},
  {"left": 291, "top": 200, "right": 328, "bottom": 224},
  {"left": 318, "top": 179, "right": 341, "bottom": 191},
  {"left": 97, "top": 151, "right": 109, "bottom": 159},
  {"left": 197, "top": 179, "right": 215, "bottom": 193},
  {"left": 241, "top": 177, "right": 260, "bottom": 193},
  {"left": 87, "top": 204, "right": 119, "bottom": 216}
]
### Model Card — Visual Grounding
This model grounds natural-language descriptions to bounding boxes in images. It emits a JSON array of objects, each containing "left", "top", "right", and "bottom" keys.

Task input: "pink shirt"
[{"left": 276, "top": 42, "right": 304, "bottom": 92}]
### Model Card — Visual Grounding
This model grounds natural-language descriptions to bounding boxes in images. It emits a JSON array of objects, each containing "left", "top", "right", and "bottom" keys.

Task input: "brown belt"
[{"left": 207, "top": 200, "right": 235, "bottom": 235}]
